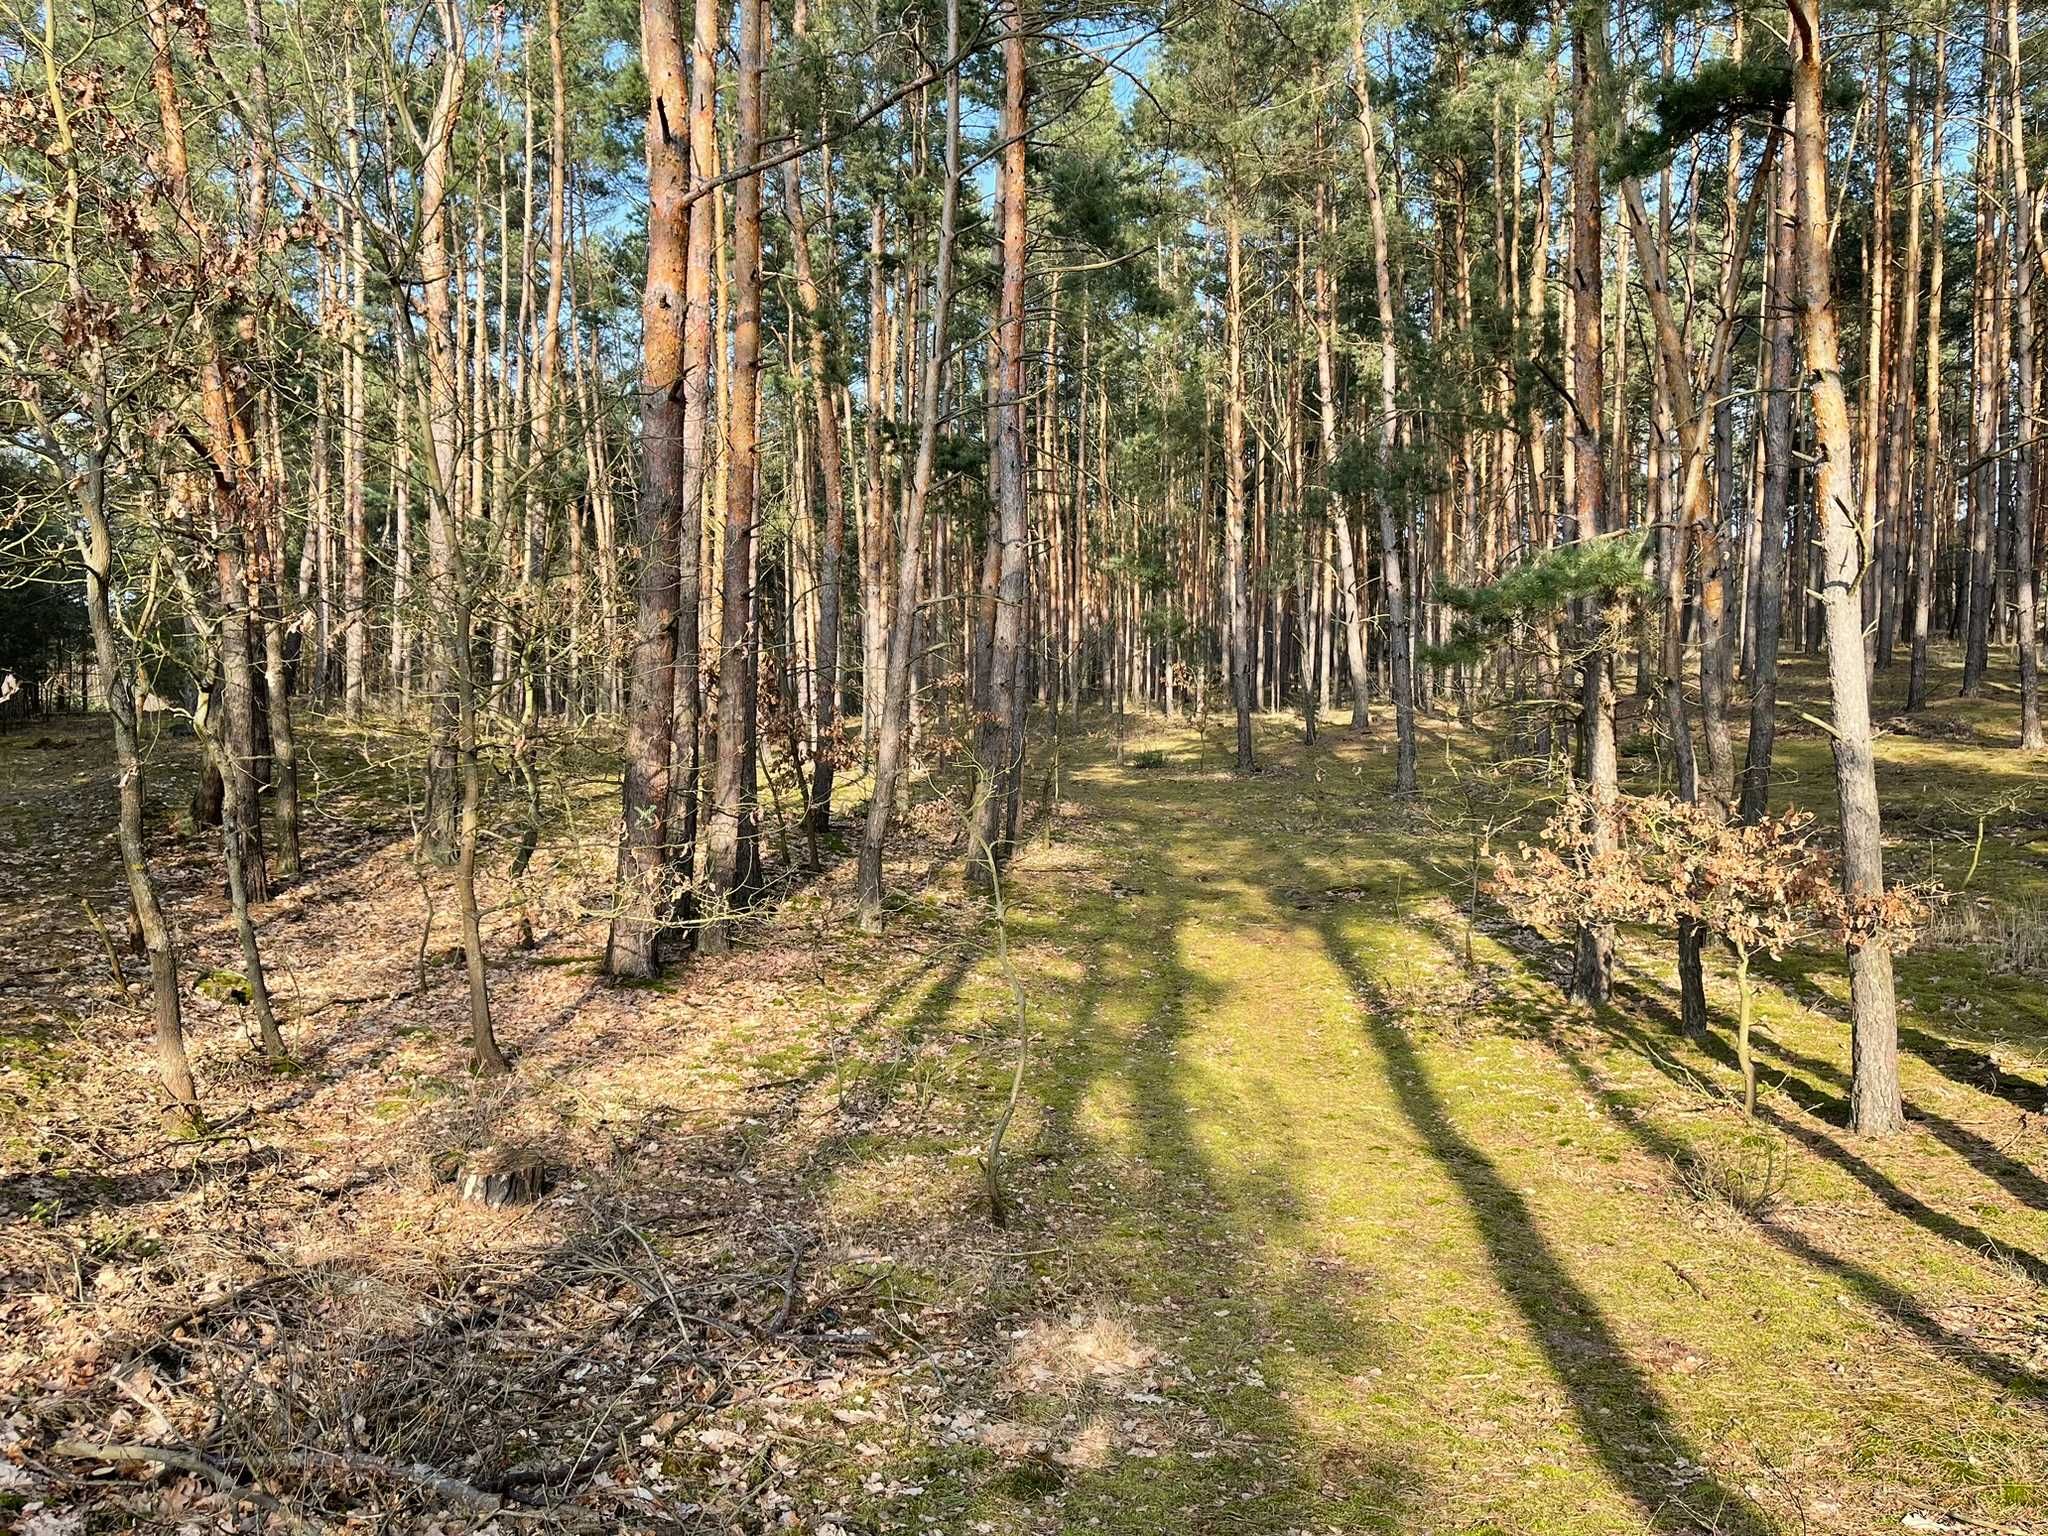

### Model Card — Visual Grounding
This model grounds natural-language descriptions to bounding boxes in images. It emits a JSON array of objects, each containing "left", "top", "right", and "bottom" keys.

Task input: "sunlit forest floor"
[{"left": 3, "top": 647, "right": 2046, "bottom": 1534}]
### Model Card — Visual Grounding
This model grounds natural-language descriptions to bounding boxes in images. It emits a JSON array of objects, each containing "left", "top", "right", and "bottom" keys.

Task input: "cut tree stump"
[{"left": 443, "top": 1146, "right": 555, "bottom": 1208}]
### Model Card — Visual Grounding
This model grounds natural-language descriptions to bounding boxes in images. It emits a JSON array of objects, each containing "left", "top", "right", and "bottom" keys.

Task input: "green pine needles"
[{"left": 1422, "top": 533, "right": 1651, "bottom": 669}]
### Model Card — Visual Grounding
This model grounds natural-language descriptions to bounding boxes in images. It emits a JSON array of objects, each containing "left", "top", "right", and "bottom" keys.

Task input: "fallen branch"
[
  {"left": 48, "top": 1439, "right": 319, "bottom": 1535},
  {"left": 272, "top": 1448, "right": 504, "bottom": 1512}
]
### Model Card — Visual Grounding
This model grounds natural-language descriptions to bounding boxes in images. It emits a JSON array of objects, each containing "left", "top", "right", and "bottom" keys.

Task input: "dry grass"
[{"left": 3, "top": 649, "right": 2047, "bottom": 1535}]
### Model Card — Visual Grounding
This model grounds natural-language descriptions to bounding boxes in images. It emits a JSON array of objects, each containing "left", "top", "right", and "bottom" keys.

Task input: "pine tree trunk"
[
  {"left": 1221, "top": 199, "right": 1256, "bottom": 775},
  {"left": 2005, "top": 0, "right": 2043, "bottom": 748},
  {"left": 1354, "top": 22, "right": 1415, "bottom": 795},
  {"left": 1566, "top": 14, "right": 1613, "bottom": 1000},
  {"left": 968, "top": 0, "right": 1033, "bottom": 877},
  {"left": 605, "top": 0, "right": 690, "bottom": 978},
  {"left": 418, "top": 29, "right": 466, "bottom": 863},
  {"left": 1313, "top": 180, "right": 1372, "bottom": 732},
  {"left": 782, "top": 148, "right": 850, "bottom": 831},
  {"left": 1906, "top": 36, "right": 1947, "bottom": 713},
  {"left": 1790, "top": 0, "right": 1904, "bottom": 1135},
  {"left": 1740, "top": 161, "right": 1798, "bottom": 821},
  {"left": 702, "top": 0, "right": 764, "bottom": 951}
]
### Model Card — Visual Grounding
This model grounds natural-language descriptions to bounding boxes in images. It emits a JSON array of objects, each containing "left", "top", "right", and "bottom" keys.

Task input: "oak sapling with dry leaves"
[{"left": 1494, "top": 789, "right": 1940, "bottom": 1117}]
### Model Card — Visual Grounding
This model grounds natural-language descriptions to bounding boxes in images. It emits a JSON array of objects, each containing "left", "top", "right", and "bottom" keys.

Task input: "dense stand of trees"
[{"left": 2, "top": 0, "right": 2041, "bottom": 1136}]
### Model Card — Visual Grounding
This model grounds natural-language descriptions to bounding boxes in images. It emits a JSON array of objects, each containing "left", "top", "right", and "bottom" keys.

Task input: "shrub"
[{"left": 1493, "top": 789, "right": 1938, "bottom": 1116}]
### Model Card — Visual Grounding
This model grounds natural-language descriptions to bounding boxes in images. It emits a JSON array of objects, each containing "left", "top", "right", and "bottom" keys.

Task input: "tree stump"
[{"left": 444, "top": 1146, "right": 555, "bottom": 1208}]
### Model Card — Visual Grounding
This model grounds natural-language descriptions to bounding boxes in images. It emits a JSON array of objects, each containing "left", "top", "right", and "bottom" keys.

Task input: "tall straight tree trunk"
[
  {"left": 1741, "top": 160, "right": 1798, "bottom": 821},
  {"left": 1354, "top": 18, "right": 1415, "bottom": 794},
  {"left": 391, "top": 319, "right": 415, "bottom": 699},
  {"left": 1314, "top": 178, "right": 1371, "bottom": 732},
  {"left": 859, "top": 204, "right": 891, "bottom": 753},
  {"left": 1879, "top": 57, "right": 1925, "bottom": 675},
  {"left": 417, "top": 22, "right": 466, "bottom": 862},
  {"left": 1962, "top": 6, "right": 1999, "bottom": 698},
  {"left": 782, "top": 146, "right": 850, "bottom": 831},
  {"left": 1221, "top": 197, "right": 1256, "bottom": 775},
  {"left": 664, "top": 0, "right": 717, "bottom": 918},
  {"left": 1906, "top": 34, "right": 1947, "bottom": 712},
  {"left": 258, "top": 509, "right": 301, "bottom": 880},
  {"left": 702, "top": 0, "right": 765, "bottom": 951},
  {"left": 2006, "top": 0, "right": 2044, "bottom": 748},
  {"left": 528, "top": 0, "right": 569, "bottom": 682},
  {"left": 1790, "top": 0, "right": 1904, "bottom": 1135},
  {"left": 198, "top": 631, "right": 286, "bottom": 1060},
  {"left": 342, "top": 52, "right": 369, "bottom": 715},
  {"left": 606, "top": 0, "right": 690, "bottom": 978},
  {"left": 1858, "top": 35, "right": 1892, "bottom": 668},
  {"left": 1566, "top": 12, "right": 1614, "bottom": 1000},
  {"left": 968, "top": 0, "right": 1033, "bottom": 877},
  {"left": 1527, "top": 94, "right": 1561, "bottom": 758}
]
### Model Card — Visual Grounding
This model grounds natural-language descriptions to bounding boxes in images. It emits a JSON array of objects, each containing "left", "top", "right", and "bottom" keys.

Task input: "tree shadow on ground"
[
  {"left": 1597, "top": 961, "right": 2048, "bottom": 1277},
  {"left": 1313, "top": 912, "right": 1778, "bottom": 1535},
  {"left": 1473, "top": 936, "right": 2048, "bottom": 1401},
  {"left": 974, "top": 753, "right": 1420, "bottom": 1530}
]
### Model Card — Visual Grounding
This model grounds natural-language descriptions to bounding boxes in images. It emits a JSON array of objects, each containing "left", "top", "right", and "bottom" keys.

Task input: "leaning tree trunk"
[
  {"left": 457, "top": 592, "right": 510, "bottom": 1076},
  {"left": 73, "top": 394, "right": 201, "bottom": 1124},
  {"left": 1790, "top": 0, "right": 1904, "bottom": 1135},
  {"left": 417, "top": 27, "right": 467, "bottom": 863}
]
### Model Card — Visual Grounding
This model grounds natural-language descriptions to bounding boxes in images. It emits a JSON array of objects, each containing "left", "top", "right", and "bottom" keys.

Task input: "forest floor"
[{"left": 3, "top": 649, "right": 2048, "bottom": 1535}]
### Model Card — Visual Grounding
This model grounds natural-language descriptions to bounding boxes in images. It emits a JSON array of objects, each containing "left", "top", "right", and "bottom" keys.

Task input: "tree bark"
[
  {"left": 968, "top": 0, "right": 1032, "bottom": 880},
  {"left": 781, "top": 146, "right": 850, "bottom": 833},
  {"left": 417, "top": 17, "right": 467, "bottom": 863},
  {"left": 1354, "top": 19, "right": 1415, "bottom": 794},
  {"left": 1740, "top": 160, "right": 1798, "bottom": 821},
  {"left": 856, "top": 10, "right": 961, "bottom": 927},
  {"left": 701, "top": 0, "right": 765, "bottom": 950},
  {"left": 1905, "top": 34, "right": 1947, "bottom": 713},
  {"left": 2005, "top": 0, "right": 2043, "bottom": 748},
  {"left": 1221, "top": 198, "right": 1256, "bottom": 776},
  {"left": 1566, "top": 12, "right": 1613, "bottom": 1000},
  {"left": 1790, "top": 0, "right": 1904, "bottom": 1135},
  {"left": 606, "top": 0, "right": 690, "bottom": 978}
]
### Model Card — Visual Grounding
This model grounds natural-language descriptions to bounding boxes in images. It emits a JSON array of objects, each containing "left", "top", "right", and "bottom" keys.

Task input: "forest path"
[
  {"left": 7, "top": 692, "right": 2045, "bottom": 1535},
  {"left": 965, "top": 708, "right": 2048, "bottom": 1534}
]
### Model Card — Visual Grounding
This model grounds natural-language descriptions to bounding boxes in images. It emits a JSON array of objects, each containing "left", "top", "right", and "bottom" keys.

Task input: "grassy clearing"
[{"left": 2, "top": 647, "right": 2045, "bottom": 1533}]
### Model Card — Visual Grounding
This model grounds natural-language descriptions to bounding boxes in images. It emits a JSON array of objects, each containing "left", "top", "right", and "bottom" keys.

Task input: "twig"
[
  {"left": 1663, "top": 1259, "right": 1708, "bottom": 1300},
  {"left": 307, "top": 984, "right": 420, "bottom": 1015},
  {"left": 977, "top": 847, "right": 1031, "bottom": 1230},
  {"left": 79, "top": 898, "right": 128, "bottom": 992},
  {"left": 766, "top": 1236, "right": 809, "bottom": 1337}
]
